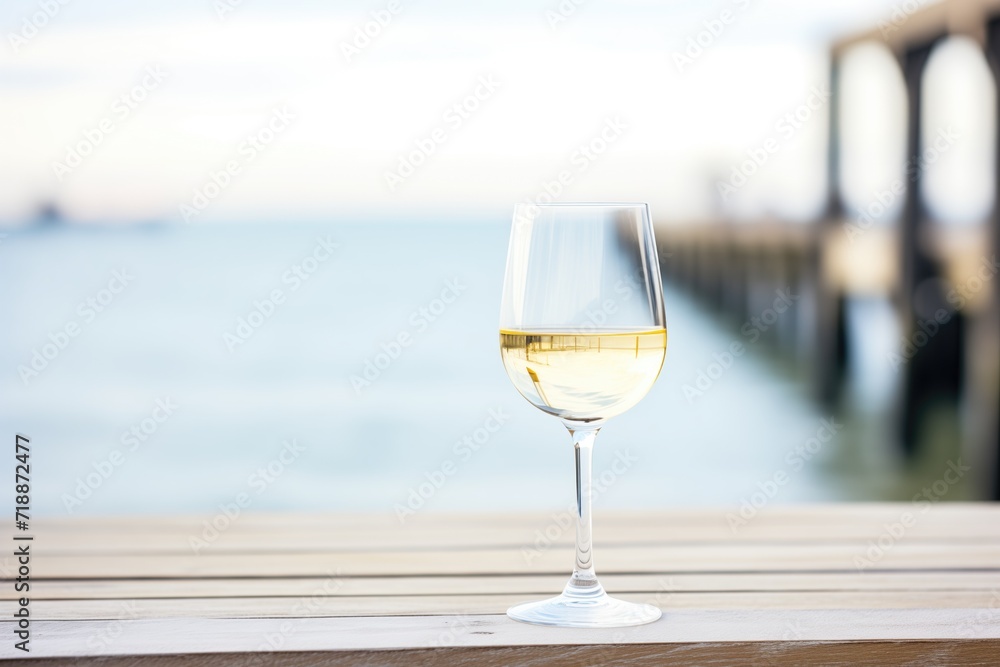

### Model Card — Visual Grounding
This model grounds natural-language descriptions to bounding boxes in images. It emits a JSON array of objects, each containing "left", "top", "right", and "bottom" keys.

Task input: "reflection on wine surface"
[{"left": 499, "top": 328, "right": 666, "bottom": 422}]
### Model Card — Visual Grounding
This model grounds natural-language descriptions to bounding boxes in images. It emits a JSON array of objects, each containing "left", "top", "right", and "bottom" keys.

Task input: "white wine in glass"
[{"left": 499, "top": 203, "right": 667, "bottom": 628}]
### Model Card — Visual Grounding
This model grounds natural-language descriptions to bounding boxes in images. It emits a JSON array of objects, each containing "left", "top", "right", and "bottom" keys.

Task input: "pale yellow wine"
[{"left": 499, "top": 329, "right": 667, "bottom": 422}]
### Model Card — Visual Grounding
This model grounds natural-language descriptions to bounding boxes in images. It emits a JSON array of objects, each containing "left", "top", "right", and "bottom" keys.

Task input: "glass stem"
[{"left": 564, "top": 425, "right": 605, "bottom": 600}]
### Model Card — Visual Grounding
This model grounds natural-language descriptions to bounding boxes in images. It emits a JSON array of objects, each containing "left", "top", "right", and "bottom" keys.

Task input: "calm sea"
[{"left": 1, "top": 220, "right": 857, "bottom": 516}]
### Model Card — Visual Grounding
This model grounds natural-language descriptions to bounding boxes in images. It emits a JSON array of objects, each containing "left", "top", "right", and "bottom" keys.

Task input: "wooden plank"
[
  {"left": 36, "top": 504, "right": 1000, "bottom": 531},
  {"left": 16, "top": 571, "right": 1000, "bottom": 601},
  {"left": 34, "top": 506, "right": 1000, "bottom": 534},
  {"left": 28, "top": 506, "right": 1000, "bottom": 557},
  {"left": 7, "top": 610, "right": 1000, "bottom": 660},
  {"left": 19, "top": 641, "right": 1000, "bottom": 667},
  {"left": 20, "top": 543, "right": 1000, "bottom": 579},
  {"left": 30, "top": 590, "right": 1000, "bottom": 620},
  {"left": 831, "top": 0, "right": 1000, "bottom": 55},
  {"left": 28, "top": 522, "right": 1000, "bottom": 554}
]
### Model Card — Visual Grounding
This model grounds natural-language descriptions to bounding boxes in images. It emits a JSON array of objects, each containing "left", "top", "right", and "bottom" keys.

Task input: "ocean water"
[{"left": 0, "top": 220, "right": 854, "bottom": 517}]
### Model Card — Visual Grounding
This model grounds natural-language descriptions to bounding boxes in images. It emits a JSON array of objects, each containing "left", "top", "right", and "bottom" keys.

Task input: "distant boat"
[
  {"left": 31, "top": 202, "right": 65, "bottom": 228},
  {"left": 25, "top": 203, "right": 168, "bottom": 230}
]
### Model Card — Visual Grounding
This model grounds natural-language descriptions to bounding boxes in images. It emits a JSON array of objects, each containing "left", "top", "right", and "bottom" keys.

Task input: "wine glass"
[{"left": 499, "top": 202, "right": 667, "bottom": 628}]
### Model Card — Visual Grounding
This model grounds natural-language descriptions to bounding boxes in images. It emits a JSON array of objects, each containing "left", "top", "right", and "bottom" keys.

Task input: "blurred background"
[{"left": 1, "top": 0, "right": 997, "bottom": 516}]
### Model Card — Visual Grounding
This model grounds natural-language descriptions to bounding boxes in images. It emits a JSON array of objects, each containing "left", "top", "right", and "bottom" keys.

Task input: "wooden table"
[{"left": 4, "top": 504, "right": 999, "bottom": 665}]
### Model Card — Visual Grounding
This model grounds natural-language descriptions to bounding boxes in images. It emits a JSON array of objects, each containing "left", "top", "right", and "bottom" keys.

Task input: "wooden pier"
[{"left": 656, "top": 0, "right": 1000, "bottom": 499}]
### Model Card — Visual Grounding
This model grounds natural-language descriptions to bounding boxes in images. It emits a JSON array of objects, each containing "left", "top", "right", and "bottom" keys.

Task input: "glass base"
[{"left": 507, "top": 586, "right": 662, "bottom": 628}]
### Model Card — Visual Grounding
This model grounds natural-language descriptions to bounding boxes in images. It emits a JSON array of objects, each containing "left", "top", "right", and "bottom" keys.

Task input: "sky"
[{"left": 0, "top": 0, "right": 993, "bottom": 224}]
